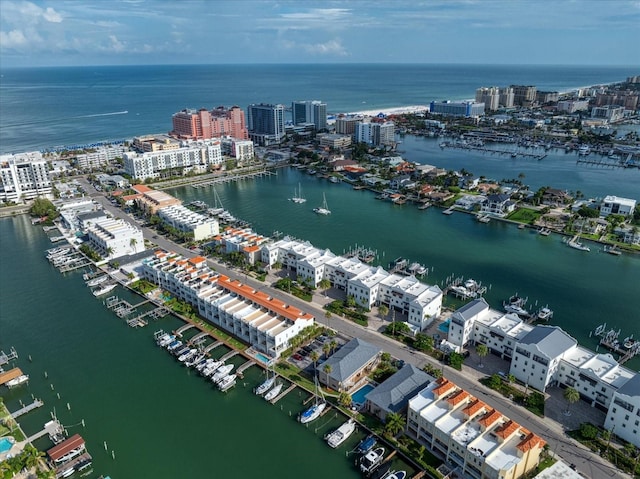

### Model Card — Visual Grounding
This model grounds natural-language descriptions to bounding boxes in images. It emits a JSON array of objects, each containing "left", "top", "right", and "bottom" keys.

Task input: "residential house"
[
  {"left": 481, "top": 193, "right": 516, "bottom": 217},
  {"left": 318, "top": 338, "right": 381, "bottom": 393},
  {"left": 542, "top": 188, "right": 572, "bottom": 207}
]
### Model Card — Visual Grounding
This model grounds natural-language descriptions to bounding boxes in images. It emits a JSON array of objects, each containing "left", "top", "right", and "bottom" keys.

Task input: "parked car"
[{"left": 292, "top": 354, "right": 303, "bottom": 361}]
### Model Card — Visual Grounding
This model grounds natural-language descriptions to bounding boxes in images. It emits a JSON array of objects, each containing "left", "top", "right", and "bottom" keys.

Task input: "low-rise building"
[
  {"left": 605, "top": 374, "right": 640, "bottom": 448},
  {"left": 600, "top": 195, "right": 637, "bottom": 217},
  {"left": 87, "top": 217, "right": 145, "bottom": 259},
  {"left": 157, "top": 204, "right": 219, "bottom": 241},
  {"left": 408, "top": 378, "right": 546, "bottom": 479},
  {"left": 318, "top": 338, "right": 381, "bottom": 392},
  {"left": 365, "top": 364, "right": 433, "bottom": 421},
  {"left": 131, "top": 185, "right": 182, "bottom": 214},
  {"left": 481, "top": 194, "right": 516, "bottom": 217}
]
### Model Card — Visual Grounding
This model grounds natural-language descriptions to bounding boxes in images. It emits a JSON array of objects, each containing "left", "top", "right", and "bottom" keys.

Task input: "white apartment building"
[
  {"left": 347, "top": 266, "right": 390, "bottom": 309},
  {"left": 86, "top": 217, "right": 145, "bottom": 259},
  {"left": 378, "top": 274, "right": 442, "bottom": 331},
  {"left": 475, "top": 87, "right": 500, "bottom": 112},
  {"left": 605, "top": 375, "right": 640, "bottom": 448},
  {"left": 221, "top": 138, "right": 254, "bottom": 162},
  {"left": 355, "top": 121, "right": 395, "bottom": 146},
  {"left": 447, "top": 299, "right": 492, "bottom": 352},
  {"left": 157, "top": 205, "right": 219, "bottom": 241},
  {"left": 408, "top": 378, "right": 546, "bottom": 479},
  {"left": 591, "top": 105, "right": 625, "bottom": 123},
  {"left": 75, "top": 144, "right": 128, "bottom": 170},
  {"left": 557, "top": 100, "right": 590, "bottom": 113},
  {"left": 0, "top": 151, "right": 52, "bottom": 203},
  {"left": 325, "top": 256, "right": 371, "bottom": 291},
  {"left": 296, "top": 249, "right": 338, "bottom": 287},
  {"left": 600, "top": 195, "right": 637, "bottom": 217},
  {"left": 123, "top": 140, "right": 222, "bottom": 180},
  {"left": 141, "top": 251, "right": 314, "bottom": 358}
]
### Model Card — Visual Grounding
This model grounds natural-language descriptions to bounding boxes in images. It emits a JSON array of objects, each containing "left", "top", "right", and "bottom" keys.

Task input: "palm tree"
[
  {"left": 378, "top": 304, "right": 389, "bottom": 321},
  {"left": 105, "top": 246, "right": 114, "bottom": 258},
  {"left": 310, "top": 350, "right": 319, "bottom": 370},
  {"left": 384, "top": 412, "right": 406, "bottom": 437},
  {"left": 339, "top": 392, "right": 352, "bottom": 407},
  {"left": 322, "top": 342, "right": 331, "bottom": 359},
  {"left": 319, "top": 278, "right": 331, "bottom": 298},
  {"left": 476, "top": 344, "right": 488, "bottom": 368},
  {"left": 323, "top": 363, "right": 332, "bottom": 381},
  {"left": 329, "top": 339, "right": 337, "bottom": 355},
  {"left": 130, "top": 237, "right": 138, "bottom": 253},
  {"left": 563, "top": 387, "right": 580, "bottom": 415}
]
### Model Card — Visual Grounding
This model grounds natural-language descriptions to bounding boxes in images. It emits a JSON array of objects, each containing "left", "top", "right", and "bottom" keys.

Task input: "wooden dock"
[
  {"left": 203, "top": 341, "right": 223, "bottom": 354},
  {"left": 10, "top": 398, "right": 44, "bottom": 418},
  {"left": 189, "top": 332, "right": 211, "bottom": 346},
  {"left": 220, "top": 350, "right": 240, "bottom": 362},
  {"left": 236, "top": 360, "right": 255, "bottom": 378},
  {"left": 175, "top": 323, "right": 198, "bottom": 337},
  {"left": 271, "top": 383, "right": 296, "bottom": 404},
  {"left": 26, "top": 419, "right": 63, "bottom": 443}
]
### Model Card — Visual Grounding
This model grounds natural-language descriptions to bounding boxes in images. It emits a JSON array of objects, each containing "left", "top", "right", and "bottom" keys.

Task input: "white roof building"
[
  {"left": 600, "top": 195, "right": 637, "bottom": 217},
  {"left": 87, "top": 217, "right": 145, "bottom": 259},
  {"left": 605, "top": 374, "right": 640, "bottom": 448},
  {"left": 157, "top": 204, "right": 219, "bottom": 241}
]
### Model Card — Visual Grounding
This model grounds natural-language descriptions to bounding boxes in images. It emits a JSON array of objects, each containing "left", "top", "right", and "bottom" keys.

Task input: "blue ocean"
[{"left": 0, "top": 63, "right": 636, "bottom": 153}]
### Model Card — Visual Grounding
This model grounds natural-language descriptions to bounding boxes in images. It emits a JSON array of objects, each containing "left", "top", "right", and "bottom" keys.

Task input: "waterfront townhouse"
[
  {"left": 446, "top": 299, "right": 491, "bottom": 352},
  {"left": 212, "top": 226, "right": 269, "bottom": 265},
  {"left": 123, "top": 140, "right": 222, "bottom": 181},
  {"left": 325, "top": 256, "right": 371, "bottom": 291},
  {"left": 378, "top": 274, "right": 443, "bottom": 331},
  {"left": 347, "top": 266, "right": 390, "bottom": 309},
  {"left": 318, "top": 338, "right": 381, "bottom": 393},
  {"left": 0, "top": 151, "right": 52, "bottom": 203},
  {"left": 408, "top": 378, "right": 546, "bottom": 479},
  {"left": 600, "top": 195, "right": 637, "bottom": 217},
  {"left": 86, "top": 217, "right": 145, "bottom": 259},
  {"left": 605, "top": 375, "right": 640, "bottom": 448},
  {"left": 141, "top": 251, "right": 314, "bottom": 359},
  {"left": 559, "top": 347, "right": 636, "bottom": 412},
  {"left": 509, "top": 326, "right": 577, "bottom": 392},
  {"left": 468, "top": 309, "right": 533, "bottom": 361},
  {"left": 157, "top": 204, "right": 219, "bottom": 241},
  {"left": 296, "top": 249, "right": 338, "bottom": 287}
]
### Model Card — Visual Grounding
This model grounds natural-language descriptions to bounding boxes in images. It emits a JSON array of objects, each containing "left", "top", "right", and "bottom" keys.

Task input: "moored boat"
[
  {"left": 313, "top": 193, "right": 331, "bottom": 215},
  {"left": 536, "top": 306, "right": 554, "bottom": 321},
  {"left": 6, "top": 374, "right": 29, "bottom": 388},
  {"left": 384, "top": 471, "right": 407, "bottom": 479},
  {"left": 255, "top": 375, "right": 276, "bottom": 395},
  {"left": 356, "top": 434, "right": 376, "bottom": 454},
  {"left": 212, "top": 364, "right": 234, "bottom": 384},
  {"left": 325, "top": 418, "right": 356, "bottom": 448},
  {"left": 86, "top": 275, "right": 108, "bottom": 287},
  {"left": 217, "top": 373, "right": 237, "bottom": 392},
  {"left": 264, "top": 381, "right": 283, "bottom": 401},
  {"left": 92, "top": 283, "right": 117, "bottom": 297},
  {"left": 299, "top": 401, "right": 326, "bottom": 424},
  {"left": 357, "top": 446, "right": 385, "bottom": 475}
]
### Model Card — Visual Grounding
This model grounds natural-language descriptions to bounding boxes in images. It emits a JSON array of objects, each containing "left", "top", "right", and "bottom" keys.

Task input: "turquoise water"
[
  {"left": 0, "top": 438, "right": 13, "bottom": 453},
  {"left": 438, "top": 320, "right": 451, "bottom": 334},
  {"left": 352, "top": 385, "right": 375, "bottom": 406},
  {"left": 256, "top": 353, "right": 271, "bottom": 364}
]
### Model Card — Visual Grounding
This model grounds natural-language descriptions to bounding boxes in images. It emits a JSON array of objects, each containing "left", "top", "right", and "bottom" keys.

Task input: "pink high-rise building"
[{"left": 171, "top": 106, "right": 248, "bottom": 140}]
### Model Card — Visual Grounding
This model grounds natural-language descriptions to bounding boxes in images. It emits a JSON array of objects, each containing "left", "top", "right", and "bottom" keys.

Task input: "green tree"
[
  {"left": 329, "top": 339, "right": 337, "bottom": 355},
  {"left": 563, "top": 387, "right": 580, "bottom": 415},
  {"left": 384, "top": 412, "right": 406, "bottom": 437},
  {"left": 414, "top": 334, "right": 434, "bottom": 353},
  {"left": 346, "top": 295, "right": 357, "bottom": 308},
  {"left": 489, "top": 374, "right": 502, "bottom": 389},
  {"left": 339, "top": 392, "right": 352, "bottom": 407},
  {"left": 130, "top": 237, "right": 138, "bottom": 253},
  {"left": 319, "top": 278, "right": 331, "bottom": 298},
  {"left": 323, "top": 363, "right": 332, "bottom": 376},
  {"left": 579, "top": 423, "right": 599, "bottom": 440},
  {"left": 378, "top": 304, "right": 389, "bottom": 321},
  {"left": 476, "top": 343, "right": 488, "bottom": 368},
  {"left": 322, "top": 342, "right": 331, "bottom": 359},
  {"left": 448, "top": 352, "right": 464, "bottom": 370},
  {"left": 310, "top": 350, "right": 319, "bottom": 370}
]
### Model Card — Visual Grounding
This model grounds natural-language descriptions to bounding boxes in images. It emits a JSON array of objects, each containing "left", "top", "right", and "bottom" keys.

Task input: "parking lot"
[{"left": 288, "top": 333, "right": 347, "bottom": 371}]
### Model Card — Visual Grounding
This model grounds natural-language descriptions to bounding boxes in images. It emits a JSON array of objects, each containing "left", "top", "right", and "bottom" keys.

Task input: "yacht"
[
  {"left": 86, "top": 275, "right": 108, "bottom": 287},
  {"left": 6, "top": 374, "right": 29, "bottom": 388},
  {"left": 567, "top": 237, "right": 590, "bottom": 252},
  {"left": 289, "top": 183, "right": 307, "bottom": 204},
  {"left": 578, "top": 145, "right": 591, "bottom": 156},
  {"left": 217, "top": 374, "right": 237, "bottom": 392},
  {"left": 536, "top": 306, "right": 554, "bottom": 321},
  {"left": 92, "top": 283, "right": 117, "bottom": 297},
  {"left": 212, "top": 364, "right": 234, "bottom": 384},
  {"left": 325, "top": 418, "right": 356, "bottom": 448},
  {"left": 356, "top": 434, "right": 376, "bottom": 454},
  {"left": 201, "top": 360, "right": 224, "bottom": 377},
  {"left": 255, "top": 375, "right": 276, "bottom": 395},
  {"left": 264, "top": 381, "right": 283, "bottom": 401},
  {"left": 178, "top": 349, "right": 197, "bottom": 363},
  {"left": 313, "top": 193, "right": 331, "bottom": 215},
  {"left": 357, "top": 446, "right": 385, "bottom": 475}
]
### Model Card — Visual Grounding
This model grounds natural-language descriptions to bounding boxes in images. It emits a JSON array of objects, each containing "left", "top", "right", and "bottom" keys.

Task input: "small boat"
[
  {"left": 87, "top": 275, "right": 109, "bottom": 287},
  {"left": 384, "top": 471, "right": 407, "bottom": 479},
  {"left": 6, "top": 374, "right": 29, "bottom": 388},
  {"left": 157, "top": 334, "right": 176, "bottom": 348},
  {"left": 264, "top": 381, "right": 283, "bottom": 401},
  {"left": 578, "top": 145, "right": 591, "bottom": 156},
  {"left": 166, "top": 340, "right": 182, "bottom": 351},
  {"left": 417, "top": 202, "right": 430, "bottom": 210},
  {"left": 357, "top": 446, "right": 385, "bottom": 475},
  {"left": 92, "top": 283, "right": 117, "bottom": 297},
  {"left": 476, "top": 214, "right": 491, "bottom": 223},
  {"left": 289, "top": 183, "right": 307, "bottom": 204},
  {"left": 538, "top": 228, "right": 551, "bottom": 236},
  {"left": 356, "top": 434, "right": 376, "bottom": 454},
  {"left": 313, "top": 193, "right": 331, "bottom": 215},
  {"left": 536, "top": 306, "right": 554, "bottom": 321},
  {"left": 329, "top": 176, "right": 339, "bottom": 183},
  {"left": 325, "top": 418, "right": 356, "bottom": 448},
  {"left": 567, "top": 239, "right": 590, "bottom": 252},
  {"left": 202, "top": 360, "right": 224, "bottom": 377},
  {"left": 624, "top": 336, "right": 637, "bottom": 349},
  {"left": 255, "top": 375, "right": 276, "bottom": 395},
  {"left": 604, "top": 245, "right": 622, "bottom": 256},
  {"left": 504, "top": 303, "right": 530, "bottom": 317},
  {"left": 217, "top": 374, "right": 237, "bottom": 392},
  {"left": 178, "top": 349, "right": 197, "bottom": 362},
  {"left": 369, "top": 462, "right": 391, "bottom": 479},
  {"left": 212, "top": 364, "right": 234, "bottom": 384}
]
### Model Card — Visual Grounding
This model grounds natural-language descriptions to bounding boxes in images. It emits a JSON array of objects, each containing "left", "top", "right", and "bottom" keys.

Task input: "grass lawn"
[{"left": 507, "top": 207, "right": 541, "bottom": 224}]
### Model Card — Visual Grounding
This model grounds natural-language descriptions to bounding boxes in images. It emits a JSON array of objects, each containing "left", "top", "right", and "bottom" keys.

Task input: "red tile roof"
[
  {"left": 495, "top": 420, "right": 519, "bottom": 440},
  {"left": 478, "top": 409, "right": 502, "bottom": 428},
  {"left": 47, "top": 434, "right": 85, "bottom": 461},
  {"left": 517, "top": 432, "right": 546, "bottom": 452},
  {"left": 446, "top": 389, "right": 470, "bottom": 406},
  {"left": 463, "top": 398, "right": 486, "bottom": 417}
]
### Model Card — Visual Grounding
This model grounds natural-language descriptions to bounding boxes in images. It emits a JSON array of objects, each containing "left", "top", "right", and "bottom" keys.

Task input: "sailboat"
[
  {"left": 299, "top": 376, "right": 327, "bottom": 423},
  {"left": 313, "top": 193, "right": 331, "bottom": 215},
  {"left": 264, "top": 381, "right": 283, "bottom": 401},
  {"left": 208, "top": 187, "right": 225, "bottom": 216},
  {"left": 255, "top": 370, "right": 276, "bottom": 395},
  {"left": 290, "top": 183, "right": 307, "bottom": 203}
]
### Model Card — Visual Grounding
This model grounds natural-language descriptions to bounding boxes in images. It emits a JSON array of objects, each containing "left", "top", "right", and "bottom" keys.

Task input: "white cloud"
[
  {"left": 43, "top": 7, "right": 62, "bottom": 23},
  {"left": 107, "top": 35, "right": 125, "bottom": 53},
  {"left": 0, "top": 29, "right": 28, "bottom": 47},
  {"left": 304, "top": 39, "right": 348, "bottom": 56}
]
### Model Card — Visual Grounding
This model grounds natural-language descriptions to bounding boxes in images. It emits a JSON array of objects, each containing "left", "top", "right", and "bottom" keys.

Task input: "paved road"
[{"left": 78, "top": 178, "right": 628, "bottom": 479}]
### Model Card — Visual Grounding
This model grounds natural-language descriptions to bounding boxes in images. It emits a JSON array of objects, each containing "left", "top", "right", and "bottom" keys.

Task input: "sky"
[{"left": 1, "top": 0, "right": 639, "bottom": 68}]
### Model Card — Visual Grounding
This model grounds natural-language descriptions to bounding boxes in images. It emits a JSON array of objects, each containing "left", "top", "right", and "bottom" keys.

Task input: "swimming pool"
[
  {"left": 0, "top": 437, "right": 14, "bottom": 454},
  {"left": 438, "top": 319, "right": 451, "bottom": 333},
  {"left": 351, "top": 384, "right": 374, "bottom": 405},
  {"left": 256, "top": 353, "right": 271, "bottom": 364}
]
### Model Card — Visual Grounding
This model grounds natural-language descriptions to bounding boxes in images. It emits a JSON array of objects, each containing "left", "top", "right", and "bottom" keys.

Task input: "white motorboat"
[
  {"left": 504, "top": 303, "right": 530, "bottom": 317},
  {"left": 255, "top": 375, "right": 276, "bottom": 395},
  {"left": 202, "top": 360, "right": 224, "bottom": 377},
  {"left": 196, "top": 358, "right": 215, "bottom": 372},
  {"left": 567, "top": 239, "right": 590, "bottom": 252},
  {"left": 86, "top": 275, "right": 108, "bottom": 287},
  {"left": 6, "top": 374, "right": 29, "bottom": 388},
  {"left": 217, "top": 374, "right": 237, "bottom": 392},
  {"left": 536, "top": 306, "right": 554, "bottom": 321},
  {"left": 178, "top": 348, "right": 197, "bottom": 363},
  {"left": 357, "top": 446, "right": 385, "bottom": 474},
  {"left": 212, "top": 364, "right": 234, "bottom": 384},
  {"left": 313, "top": 193, "right": 331, "bottom": 215},
  {"left": 325, "top": 418, "right": 356, "bottom": 448},
  {"left": 264, "top": 381, "right": 283, "bottom": 401},
  {"left": 92, "top": 283, "right": 117, "bottom": 297}
]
